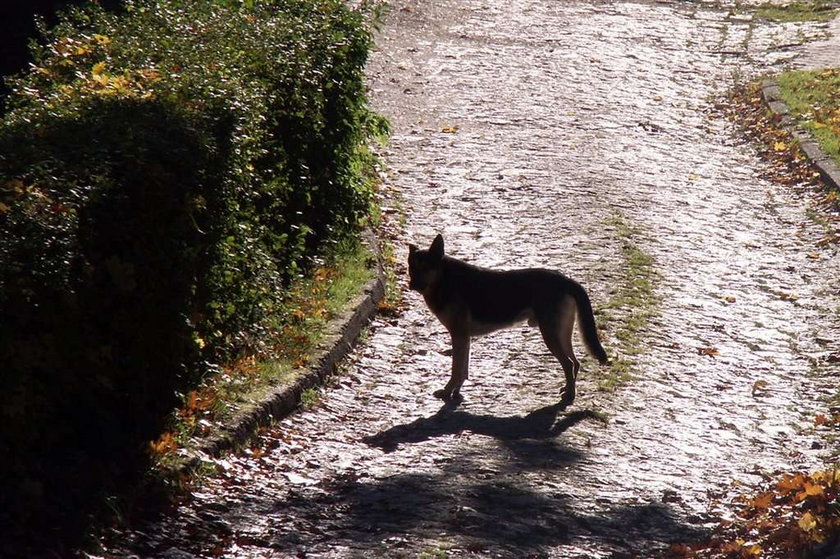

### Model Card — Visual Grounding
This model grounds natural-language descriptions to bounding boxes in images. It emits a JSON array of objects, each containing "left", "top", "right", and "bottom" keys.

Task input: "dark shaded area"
[
  {"left": 0, "top": 98, "right": 211, "bottom": 557},
  {"left": 94, "top": 397, "right": 709, "bottom": 556},
  {"left": 274, "top": 466, "right": 707, "bottom": 557},
  {"left": 111, "top": 426, "right": 706, "bottom": 558},
  {"left": 0, "top": 1, "right": 121, "bottom": 108}
]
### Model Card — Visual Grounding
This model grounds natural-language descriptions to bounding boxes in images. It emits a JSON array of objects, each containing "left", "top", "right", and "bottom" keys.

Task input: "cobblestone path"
[{"left": 103, "top": 1, "right": 840, "bottom": 557}]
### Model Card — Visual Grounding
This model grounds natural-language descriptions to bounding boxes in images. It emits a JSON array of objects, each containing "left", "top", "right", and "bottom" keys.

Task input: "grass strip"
[
  {"left": 595, "top": 213, "right": 660, "bottom": 391},
  {"left": 777, "top": 67, "right": 840, "bottom": 167},
  {"left": 751, "top": 0, "right": 839, "bottom": 22}
]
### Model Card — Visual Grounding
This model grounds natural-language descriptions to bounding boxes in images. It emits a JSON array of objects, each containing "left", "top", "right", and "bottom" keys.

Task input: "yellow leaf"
[
  {"left": 752, "top": 379, "right": 768, "bottom": 396},
  {"left": 797, "top": 482, "right": 825, "bottom": 501},
  {"left": 722, "top": 540, "right": 746, "bottom": 552},
  {"left": 799, "top": 511, "right": 817, "bottom": 532},
  {"left": 110, "top": 75, "right": 131, "bottom": 93},
  {"left": 148, "top": 432, "right": 178, "bottom": 456},
  {"left": 807, "top": 252, "right": 821, "bottom": 260},
  {"left": 92, "top": 61, "right": 107, "bottom": 76},
  {"left": 774, "top": 141, "right": 788, "bottom": 151},
  {"left": 441, "top": 125, "right": 459, "bottom": 133},
  {"left": 0, "top": 201, "right": 9, "bottom": 214},
  {"left": 92, "top": 34, "right": 111, "bottom": 46},
  {"left": 92, "top": 72, "right": 110, "bottom": 86}
]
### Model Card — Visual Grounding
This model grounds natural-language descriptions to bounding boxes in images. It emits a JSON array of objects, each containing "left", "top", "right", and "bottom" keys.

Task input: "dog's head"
[{"left": 408, "top": 234, "right": 444, "bottom": 293}]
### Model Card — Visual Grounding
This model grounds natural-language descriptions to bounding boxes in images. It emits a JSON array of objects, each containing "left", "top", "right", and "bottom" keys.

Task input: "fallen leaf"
[
  {"left": 798, "top": 511, "right": 817, "bottom": 532},
  {"left": 441, "top": 125, "right": 459, "bottom": 133},
  {"left": 752, "top": 379, "right": 768, "bottom": 397},
  {"left": 777, "top": 473, "right": 807, "bottom": 494},
  {"left": 750, "top": 491, "right": 773, "bottom": 509},
  {"left": 807, "top": 252, "right": 821, "bottom": 259},
  {"left": 698, "top": 346, "right": 719, "bottom": 357},
  {"left": 774, "top": 141, "right": 789, "bottom": 151},
  {"left": 744, "top": 544, "right": 762, "bottom": 556},
  {"left": 148, "top": 432, "right": 178, "bottom": 456},
  {"left": 721, "top": 540, "right": 740, "bottom": 553},
  {"left": 796, "top": 482, "right": 825, "bottom": 502}
]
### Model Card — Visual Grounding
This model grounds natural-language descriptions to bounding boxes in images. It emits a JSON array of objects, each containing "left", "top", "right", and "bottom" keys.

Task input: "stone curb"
[
  {"left": 761, "top": 78, "right": 840, "bottom": 191},
  {"left": 174, "top": 233, "right": 386, "bottom": 472}
]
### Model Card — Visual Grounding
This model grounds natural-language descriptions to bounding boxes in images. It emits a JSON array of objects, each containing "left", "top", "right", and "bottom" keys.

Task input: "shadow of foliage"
[
  {"left": 100, "top": 403, "right": 706, "bottom": 557},
  {"left": 258, "top": 471, "right": 704, "bottom": 557}
]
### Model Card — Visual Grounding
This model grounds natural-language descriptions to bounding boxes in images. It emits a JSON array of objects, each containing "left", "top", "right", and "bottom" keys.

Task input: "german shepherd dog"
[{"left": 408, "top": 234, "right": 608, "bottom": 404}]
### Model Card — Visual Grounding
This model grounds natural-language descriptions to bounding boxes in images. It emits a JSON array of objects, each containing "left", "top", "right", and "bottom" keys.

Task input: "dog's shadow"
[{"left": 363, "top": 400, "right": 605, "bottom": 453}]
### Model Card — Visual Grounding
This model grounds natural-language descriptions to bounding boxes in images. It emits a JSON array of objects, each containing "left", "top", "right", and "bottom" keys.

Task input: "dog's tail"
[{"left": 571, "top": 282, "right": 608, "bottom": 364}]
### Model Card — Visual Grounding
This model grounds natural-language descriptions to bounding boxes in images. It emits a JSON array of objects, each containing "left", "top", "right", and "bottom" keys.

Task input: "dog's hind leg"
[{"left": 538, "top": 297, "right": 579, "bottom": 404}]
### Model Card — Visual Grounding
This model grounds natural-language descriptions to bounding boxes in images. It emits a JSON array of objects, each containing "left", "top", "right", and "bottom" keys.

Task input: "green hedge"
[{"left": 0, "top": 0, "right": 384, "bottom": 550}]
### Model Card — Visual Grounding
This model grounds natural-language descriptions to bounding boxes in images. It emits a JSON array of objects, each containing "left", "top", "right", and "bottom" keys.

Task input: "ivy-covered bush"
[{"left": 0, "top": 0, "right": 383, "bottom": 550}]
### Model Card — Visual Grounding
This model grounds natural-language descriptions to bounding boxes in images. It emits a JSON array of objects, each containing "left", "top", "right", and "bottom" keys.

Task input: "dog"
[{"left": 408, "top": 234, "right": 608, "bottom": 404}]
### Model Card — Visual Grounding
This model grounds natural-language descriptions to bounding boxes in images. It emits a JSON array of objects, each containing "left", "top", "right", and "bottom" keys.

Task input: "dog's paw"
[
  {"left": 559, "top": 385, "right": 576, "bottom": 405},
  {"left": 433, "top": 388, "right": 464, "bottom": 402}
]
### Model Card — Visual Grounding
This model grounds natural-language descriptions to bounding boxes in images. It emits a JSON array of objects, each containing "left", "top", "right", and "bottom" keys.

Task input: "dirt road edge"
[{"left": 176, "top": 232, "right": 386, "bottom": 471}]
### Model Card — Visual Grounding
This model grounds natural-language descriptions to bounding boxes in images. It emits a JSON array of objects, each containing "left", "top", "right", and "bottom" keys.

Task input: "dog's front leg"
[{"left": 434, "top": 333, "right": 470, "bottom": 401}]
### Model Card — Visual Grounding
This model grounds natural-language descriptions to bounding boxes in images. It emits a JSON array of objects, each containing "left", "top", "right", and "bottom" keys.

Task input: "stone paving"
[{"left": 101, "top": 1, "right": 840, "bottom": 557}]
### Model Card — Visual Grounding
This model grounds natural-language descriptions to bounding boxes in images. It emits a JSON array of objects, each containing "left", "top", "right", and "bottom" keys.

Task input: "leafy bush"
[{"left": 0, "top": 0, "right": 383, "bottom": 551}]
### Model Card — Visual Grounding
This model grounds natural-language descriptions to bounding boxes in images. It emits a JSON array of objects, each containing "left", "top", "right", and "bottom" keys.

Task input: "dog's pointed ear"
[
  {"left": 429, "top": 234, "right": 444, "bottom": 261},
  {"left": 408, "top": 243, "right": 418, "bottom": 254}
]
